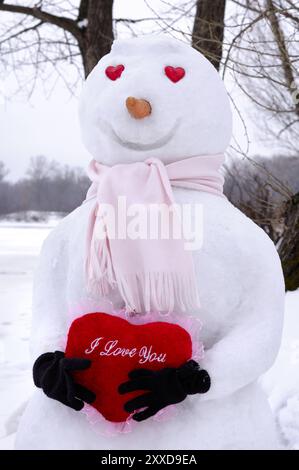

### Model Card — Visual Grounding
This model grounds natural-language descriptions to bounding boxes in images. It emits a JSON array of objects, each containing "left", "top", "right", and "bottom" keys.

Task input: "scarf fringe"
[
  {"left": 86, "top": 263, "right": 200, "bottom": 314},
  {"left": 85, "top": 235, "right": 115, "bottom": 297},
  {"left": 85, "top": 208, "right": 200, "bottom": 313}
]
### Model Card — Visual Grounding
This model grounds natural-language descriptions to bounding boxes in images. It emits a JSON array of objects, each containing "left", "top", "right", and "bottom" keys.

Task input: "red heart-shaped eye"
[
  {"left": 164, "top": 66, "right": 185, "bottom": 83},
  {"left": 105, "top": 64, "right": 125, "bottom": 81}
]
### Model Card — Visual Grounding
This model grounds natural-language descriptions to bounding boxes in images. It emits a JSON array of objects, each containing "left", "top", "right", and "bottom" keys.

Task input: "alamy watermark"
[{"left": 94, "top": 196, "right": 203, "bottom": 251}]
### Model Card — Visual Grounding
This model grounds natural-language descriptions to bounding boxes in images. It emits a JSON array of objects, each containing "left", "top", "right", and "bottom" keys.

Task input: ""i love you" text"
[{"left": 85, "top": 337, "right": 167, "bottom": 365}]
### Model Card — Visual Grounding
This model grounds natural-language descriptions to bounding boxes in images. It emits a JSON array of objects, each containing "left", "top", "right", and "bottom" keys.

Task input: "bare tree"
[
  {"left": 223, "top": 0, "right": 299, "bottom": 290},
  {"left": 224, "top": 151, "right": 299, "bottom": 291},
  {"left": 0, "top": 0, "right": 114, "bottom": 89},
  {"left": 224, "top": 155, "right": 292, "bottom": 238},
  {"left": 227, "top": 0, "right": 299, "bottom": 153},
  {"left": 79, "top": 0, "right": 114, "bottom": 76},
  {"left": 192, "top": 0, "right": 227, "bottom": 70},
  {"left": 0, "top": 161, "right": 9, "bottom": 181},
  {"left": 26, "top": 155, "right": 54, "bottom": 180}
]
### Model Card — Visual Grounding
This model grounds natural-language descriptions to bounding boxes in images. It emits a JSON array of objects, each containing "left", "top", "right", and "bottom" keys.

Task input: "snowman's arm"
[
  {"left": 198, "top": 241, "right": 285, "bottom": 402},
  {"left": 30, "top": 224, "right": 69, "bottom": 360}
]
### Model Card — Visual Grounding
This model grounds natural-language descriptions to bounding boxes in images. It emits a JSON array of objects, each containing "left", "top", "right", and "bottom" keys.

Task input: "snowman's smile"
[{"left": 103, "top": 119, "right": 180, "bottom": 151}]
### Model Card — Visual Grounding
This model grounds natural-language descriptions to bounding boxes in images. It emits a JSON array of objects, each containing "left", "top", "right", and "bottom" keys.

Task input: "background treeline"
[{"left": 0, "top": 156, "right": 90, "bottom": 215}]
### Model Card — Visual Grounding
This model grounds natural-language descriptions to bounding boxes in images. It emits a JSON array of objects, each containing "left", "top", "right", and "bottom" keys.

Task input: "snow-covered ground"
[
  {"left": 0, "top": 219, "right": 57, "bottom": 450},
  {"left": 0, "top": 219, "right": 298, "bottom": 449},
  {"left": 262, "top": 290, "right": 299, "bottom": 449}
]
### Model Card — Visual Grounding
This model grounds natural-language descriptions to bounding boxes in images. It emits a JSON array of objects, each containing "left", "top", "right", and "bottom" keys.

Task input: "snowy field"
[
  {"left": 0, "top": 219, "right": 298, "bottom": 450},
  {"left": 0, "top": 220, "right": 56, "bottom": 450}
]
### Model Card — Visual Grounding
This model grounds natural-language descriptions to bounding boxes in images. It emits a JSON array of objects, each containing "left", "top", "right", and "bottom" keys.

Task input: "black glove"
[
  {"left": 118, "top": 359, "right": 210, "bottom": 422},
  {"left": 33, "top": 350, "right": 96, "bottom": 411}
]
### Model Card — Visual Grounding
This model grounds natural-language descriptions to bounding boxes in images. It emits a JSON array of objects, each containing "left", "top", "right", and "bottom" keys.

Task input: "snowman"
[{"left": 16, "top": 36, "right": 284, "bottom": 450}]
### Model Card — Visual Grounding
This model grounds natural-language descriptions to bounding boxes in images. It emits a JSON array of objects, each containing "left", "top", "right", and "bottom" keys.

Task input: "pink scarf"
[{"left": 84, "top": 155, "right": 225, "bottom": 313}]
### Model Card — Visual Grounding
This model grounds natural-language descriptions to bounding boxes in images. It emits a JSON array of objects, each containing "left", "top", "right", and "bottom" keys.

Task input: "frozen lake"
[{"left": 0, "top": 219, "right": 298, "bottom": 449}]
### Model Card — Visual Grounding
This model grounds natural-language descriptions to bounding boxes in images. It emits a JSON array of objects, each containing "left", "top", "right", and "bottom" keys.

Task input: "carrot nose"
[{"left": 126, "top": 96, "right": 151, "bottom": 119}]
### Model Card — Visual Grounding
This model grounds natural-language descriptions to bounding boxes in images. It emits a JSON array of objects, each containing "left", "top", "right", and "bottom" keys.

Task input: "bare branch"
[{"left": 0, "top": 2, "right": 82, "bottom": 41}]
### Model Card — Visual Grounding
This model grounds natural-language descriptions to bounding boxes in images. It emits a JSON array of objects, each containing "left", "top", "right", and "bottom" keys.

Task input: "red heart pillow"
[{"left": 65, "top": 312, "right": 192, "bottom": 423}]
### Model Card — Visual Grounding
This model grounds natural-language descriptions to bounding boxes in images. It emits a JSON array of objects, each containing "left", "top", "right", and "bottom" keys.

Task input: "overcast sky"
[{"left": 0, "top": 0, "right": 258, "bottom": 181}]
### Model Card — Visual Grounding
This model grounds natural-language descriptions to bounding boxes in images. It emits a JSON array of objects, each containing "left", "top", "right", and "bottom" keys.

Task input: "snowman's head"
[{"left": 79, "top": 36, "right": 232, "bottom": 165}]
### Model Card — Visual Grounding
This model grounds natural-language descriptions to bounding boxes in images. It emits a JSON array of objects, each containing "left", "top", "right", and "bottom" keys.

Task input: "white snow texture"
[{"left": 15, "top": 36, "right": 285, "bottom": 449}]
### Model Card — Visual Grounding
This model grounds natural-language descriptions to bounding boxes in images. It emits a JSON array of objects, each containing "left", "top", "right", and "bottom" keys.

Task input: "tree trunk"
[
  {"left": 192, "top": 0, "right": 226, "bottom": 71},
  {"left": 278, "top": 192, "right": 299, "bottom": 291},
  {"left": 81, "top": 0, "right": 114, "bottom": 77}
]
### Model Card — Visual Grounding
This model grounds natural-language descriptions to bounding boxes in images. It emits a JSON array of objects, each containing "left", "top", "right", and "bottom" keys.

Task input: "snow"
[
  {"left": 261, "top": 289, "right": 299, "bottom": 449},
  {"left": 0, "top": 219, "right": 58, "bottom": 450},
  {"left": 77, "top": 19, "right": 88, "bottom": 29}
]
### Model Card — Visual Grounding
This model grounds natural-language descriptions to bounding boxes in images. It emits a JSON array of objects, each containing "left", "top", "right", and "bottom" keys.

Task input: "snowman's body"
[{"left": 16, "top": 37, "right": 284, "bottom": 449}]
